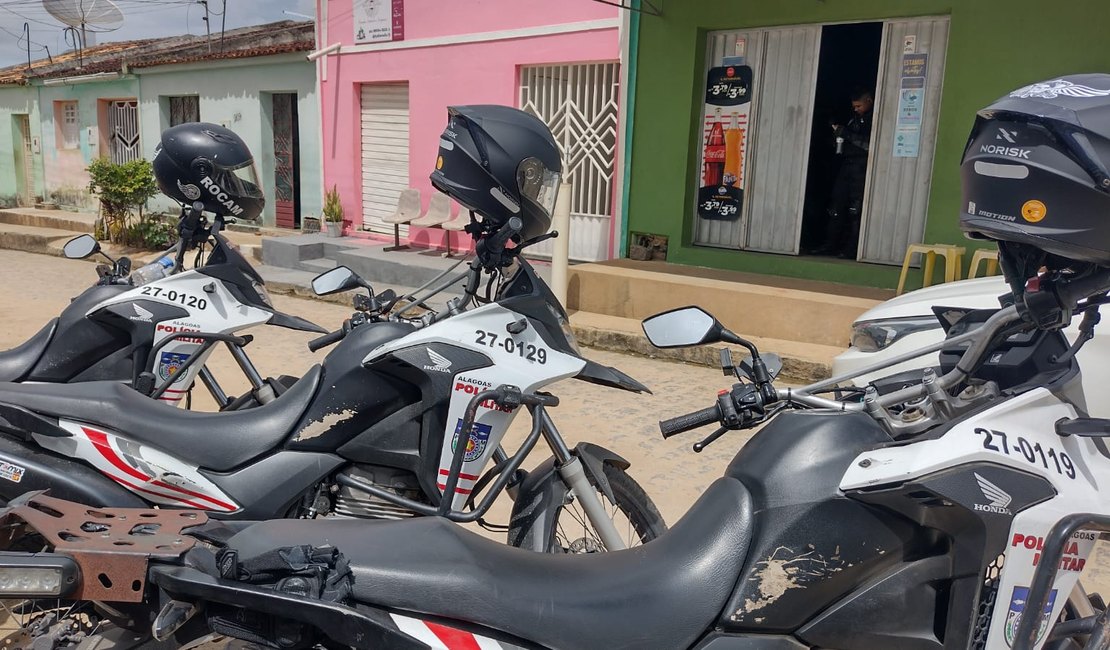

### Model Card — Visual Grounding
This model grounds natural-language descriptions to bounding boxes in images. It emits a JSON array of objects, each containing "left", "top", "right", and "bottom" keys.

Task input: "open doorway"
[{"left": 799, "top": 22, "right": 883, "bottom": 258}]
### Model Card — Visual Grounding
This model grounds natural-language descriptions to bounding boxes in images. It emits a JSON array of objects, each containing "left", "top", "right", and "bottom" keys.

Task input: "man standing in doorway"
[{"left": 818, "top": 88, "right": 873, "bottom": 258}]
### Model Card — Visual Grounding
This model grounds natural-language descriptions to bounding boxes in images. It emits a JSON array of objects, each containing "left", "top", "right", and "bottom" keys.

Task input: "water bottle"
[{"left": 131, "top": 255, "right": 175, "bottom": 286}]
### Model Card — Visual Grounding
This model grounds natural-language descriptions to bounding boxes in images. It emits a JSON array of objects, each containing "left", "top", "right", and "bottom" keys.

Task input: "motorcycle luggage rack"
[
  {"left": 334, "top": 386, "right": 559, "bottom": 522},
  {"left": 0, "top": 491, "right": 207, "bottom": 602},
  {"left": 1013, "top": 513, "right": 1110, "bottom": 650}
]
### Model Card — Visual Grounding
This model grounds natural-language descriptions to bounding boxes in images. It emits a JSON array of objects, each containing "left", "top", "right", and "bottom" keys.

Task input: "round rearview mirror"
[
  {"left": 642, "top": 306, "right": 719, "bottom": 348},
  {"left": 311, "top": 266, "right": 361, "bottom": 296},
  {"left": 63, "top": 234, "right": 100, "bottom": 260}
]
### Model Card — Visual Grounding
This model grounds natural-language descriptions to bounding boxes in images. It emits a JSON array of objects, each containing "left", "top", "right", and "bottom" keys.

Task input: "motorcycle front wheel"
[{"left": 547, "top": 463, "right": 666, "bottom": 553}]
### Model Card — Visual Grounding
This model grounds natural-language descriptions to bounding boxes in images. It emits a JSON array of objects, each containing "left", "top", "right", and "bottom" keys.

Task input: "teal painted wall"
[
  {"left": 136, "top": 56, "right": 321, "bottom": 227},
  {"left": 0, "top": 86, "right": 41, "bottom": 203},
  {"left": 626, "top": 0, "right": 1110, "bottom": 288},
  {"left": 34, "top": 78, "right": 139, "bottom": 209}
]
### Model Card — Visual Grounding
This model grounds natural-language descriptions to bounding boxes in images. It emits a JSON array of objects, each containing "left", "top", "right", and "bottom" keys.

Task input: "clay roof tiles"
[{"left": 0, "top": 20, "right": 314, "bottom": 86}]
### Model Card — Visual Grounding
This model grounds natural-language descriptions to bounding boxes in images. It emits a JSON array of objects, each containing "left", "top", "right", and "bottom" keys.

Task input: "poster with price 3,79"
[{"left": 697, "top": 62, "right": 753, "bottom": 221}]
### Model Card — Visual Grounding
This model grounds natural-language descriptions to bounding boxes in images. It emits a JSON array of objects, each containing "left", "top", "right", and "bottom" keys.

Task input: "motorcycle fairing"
[
  {"left": 841, "top": 387, "right": 1105, "bottom": 650},
  {"left": 45, "top": 420, "right": 240, "bottom": 513},
  {"left": 363, "top": 302, "right": 586, "bottom": 510},
  {"left": 87, "top": 270, "right": 273, "bottom": 404}
]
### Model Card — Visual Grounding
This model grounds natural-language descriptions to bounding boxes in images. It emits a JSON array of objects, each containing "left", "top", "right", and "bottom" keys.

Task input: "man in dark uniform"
[{"left": 817, "top": 89, "right": 873, "bottom": 258}]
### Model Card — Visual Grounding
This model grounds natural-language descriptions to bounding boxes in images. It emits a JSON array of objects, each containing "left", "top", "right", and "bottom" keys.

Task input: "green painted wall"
[
  {"left": 0, "top": 86, "right": 41, "bottom": 203},
  {"left": 626, "top": 0, "right": 1110, "bottom": 288},
  {"left": 35, "top": 78, "right": 140, "bottom": 209},
  {"left": 136, "top": 55, "right": 321, "bottom": 227}
]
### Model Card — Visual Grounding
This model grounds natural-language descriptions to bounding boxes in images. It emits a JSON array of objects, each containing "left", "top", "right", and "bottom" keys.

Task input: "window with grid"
[
  {"left": 56, "top": 101, "right": 79, "bottom": 150},
  {"left": 168, "top": 96, "right": 200, "bottom": 126}
]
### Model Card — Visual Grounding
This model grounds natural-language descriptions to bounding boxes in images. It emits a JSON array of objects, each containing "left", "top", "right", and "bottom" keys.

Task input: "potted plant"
[{"left": 322, "top": 185, "right": 344, "bottom": 238}]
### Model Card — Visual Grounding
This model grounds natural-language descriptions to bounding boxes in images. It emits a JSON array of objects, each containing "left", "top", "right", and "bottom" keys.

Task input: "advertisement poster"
[
  {"left": 696, "top": 63, "right": 753, "bottom": 221},
  {"left": 894, "top": 52, "right": 928, "bottom": 158},
  {"left": 354, "top": 0, "right": 405, "bottom": 44}
]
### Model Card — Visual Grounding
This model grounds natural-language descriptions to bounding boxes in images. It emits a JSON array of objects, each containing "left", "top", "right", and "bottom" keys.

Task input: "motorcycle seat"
[
  {"left": 0, "top": 319, "right": 57, "bottom": 382},
  {"left": 0, "top": 364, "right": 323, "bottom": 472},
  {"left": 228, "top": 476, "right": 754, "bottom": 650}
]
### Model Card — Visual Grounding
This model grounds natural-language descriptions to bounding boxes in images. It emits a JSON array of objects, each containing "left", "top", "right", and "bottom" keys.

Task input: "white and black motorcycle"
[
  {"left": 0, "top": 215, "right": 664, "bottom": 554},
  {"left": 2, "top": 257, "right": 1106, "bottom": 650},
  {"left": 0, "top": 207, "right": 325, "bottom": 409}
]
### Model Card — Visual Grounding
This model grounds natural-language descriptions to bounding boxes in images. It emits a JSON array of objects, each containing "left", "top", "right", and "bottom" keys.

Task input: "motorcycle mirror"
[
  {"left": 641, "top": 306, "right": 723, "bottom": 348},
  {"left": 311, "top": 266, "right": 366, "bottom": 296},
  {"left": 738, "top": 353, "right": 783, "bottom": 382},
  {"left": 63, "top": 234, "right": 100, "bottom": 260}
]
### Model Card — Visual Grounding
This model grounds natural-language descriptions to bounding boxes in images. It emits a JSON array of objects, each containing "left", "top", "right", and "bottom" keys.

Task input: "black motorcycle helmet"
[
  {"left": 152, "top": 122, "right": 264, "bottom": 221},
  {"left": 429, "top": 105, "right": 562, "bottom": 241},
  {"left": 960, "top": 74, "right": 1110, "bottom": 292}
]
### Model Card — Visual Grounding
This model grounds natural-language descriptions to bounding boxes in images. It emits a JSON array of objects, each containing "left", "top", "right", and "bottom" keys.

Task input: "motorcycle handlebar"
[
  {"left": 659, "top": 405, "right": 721, "bottom": 438},
  {"left": 308, "top": 327, "right": 346, "bottom": 353}
]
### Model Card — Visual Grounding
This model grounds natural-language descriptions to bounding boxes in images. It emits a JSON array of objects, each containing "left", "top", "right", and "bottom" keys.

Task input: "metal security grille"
[
  {"left": 519, "top": 62, "right": 620, "bottom": 262},
  {"left": 359, "top": 83, "right": 410, "bottom": 235},
  {"left": 168, "top": 96, "right": 199, "bottom": 127},
  {"left": 107, "top": 100, "right": 140, "bottom": 164}
]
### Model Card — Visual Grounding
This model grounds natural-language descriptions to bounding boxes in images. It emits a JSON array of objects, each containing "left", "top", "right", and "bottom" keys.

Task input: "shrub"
[
  {"left": 322, "top": 185, "right": 344, "bottom": 223},
  {"left": 86, "top": 157, "right": 164, "bottom": 248}
]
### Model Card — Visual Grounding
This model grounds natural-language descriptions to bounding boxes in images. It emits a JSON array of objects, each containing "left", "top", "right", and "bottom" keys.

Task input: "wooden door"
[{"left": 272, "top": 93, "right": 300, "bottom": 228}]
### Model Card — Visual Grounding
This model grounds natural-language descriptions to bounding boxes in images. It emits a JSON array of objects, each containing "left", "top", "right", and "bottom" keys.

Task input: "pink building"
[{"left": 313, "top": 0, "right": 623, "bottom": 261}]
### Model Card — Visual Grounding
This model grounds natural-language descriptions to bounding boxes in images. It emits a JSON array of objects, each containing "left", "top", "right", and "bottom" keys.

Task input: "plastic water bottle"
[{"left": 131, "top": 255, "right": 175, "bottom": 286}]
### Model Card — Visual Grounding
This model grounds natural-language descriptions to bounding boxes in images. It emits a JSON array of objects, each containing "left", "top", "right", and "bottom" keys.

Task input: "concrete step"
[
  {"left": 261, "top": 233, "right": 541, "bottom": 292},
  {"left": 568, "top": 262, "right": 881, "bottom": 349},
  {"left": 0, "top": 208, "right": 96, "bottom": 234},
  {"left": 0, "top": 223, "right": 85, "bottom": 257},
  {"left": 255, "top": 263, "right": 458, "bottom": 311},
  {"left": 569, "top": 311, "right": 838, "bottom": 385}
]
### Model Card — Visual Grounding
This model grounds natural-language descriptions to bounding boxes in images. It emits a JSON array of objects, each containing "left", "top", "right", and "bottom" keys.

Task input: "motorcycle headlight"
[
  {"left": 251, "top": 280, "right": 273, "bottom": 308},
  {"left": 850, "top": 316, "right": 938, "bottom": 352},
  {"left": 548, "top": 304, "right": 580, "bottom": 354}
]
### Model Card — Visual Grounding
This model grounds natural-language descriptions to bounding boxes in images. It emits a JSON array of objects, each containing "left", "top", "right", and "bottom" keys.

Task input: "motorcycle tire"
[{"left": 547, "top": 463, "right": 666, "bottom": 553}]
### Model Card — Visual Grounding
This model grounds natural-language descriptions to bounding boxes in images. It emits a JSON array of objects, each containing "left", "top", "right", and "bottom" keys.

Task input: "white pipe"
[
  {"left": 552, "top": 182, "right": 572, "bottom": 308},
  {"left": 306, "top": 42, "right": 340, "bottom": 61},
  {"left": 41, "top": 71, "right": 121, "bottom": 86}
]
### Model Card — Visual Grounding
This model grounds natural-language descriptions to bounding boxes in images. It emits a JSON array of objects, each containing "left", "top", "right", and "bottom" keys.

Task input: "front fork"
[{"left": 538, "top": 409, "right": 628, "bottom": 551}]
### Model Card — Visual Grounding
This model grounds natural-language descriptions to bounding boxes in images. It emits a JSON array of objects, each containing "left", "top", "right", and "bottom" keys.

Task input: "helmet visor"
[
  {"left": 213, "top": 160, "right": 264, "bottom": 199},
  {"left": 517, "top": 157, "right": 561, "bottom": 217}
]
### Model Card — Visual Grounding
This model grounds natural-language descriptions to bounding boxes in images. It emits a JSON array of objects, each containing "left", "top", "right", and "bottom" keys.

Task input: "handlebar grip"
[
  {"left": 308, "top": 328, "right": 345, "bottom": 353},
  {"left": 659, "top": 405, "right": 721, "bottom": 438}
]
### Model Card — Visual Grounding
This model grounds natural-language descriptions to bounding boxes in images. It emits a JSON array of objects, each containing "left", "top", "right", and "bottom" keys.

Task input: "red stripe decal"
[
  {"left": 152, "top": 480, "right": 236, "bottom": 511},
  {"left": 424, "top": 622, "right": 481, "bottom": 650},
  {"left": 162, "top": 388, "right": 188, "bottom": 394},
  {"left": 439, "top": 469, "right": 479, "bottom": 481},
  {"left": 436, "top": 483, "right": 472, "bottom": 495},
  {"left": 83, "top": 427, "right": 235, "bottom": 512},
  {"left": 83, "top": 428, "right": 150, "bottom": 482},
  {"left": 102, "top": 473, "right": 211, "bottom": 510}
]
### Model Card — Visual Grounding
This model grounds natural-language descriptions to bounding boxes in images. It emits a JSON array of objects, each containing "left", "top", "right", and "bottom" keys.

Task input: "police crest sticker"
[
  {"left": 158, "top": 351, "right": 191, "bottom": 382},
  {"left": 451, "top": 419, "right": 492, "bottom": 462},
  {"left": 1004, "top": 586, "right": 1057, "bottom": 647}
]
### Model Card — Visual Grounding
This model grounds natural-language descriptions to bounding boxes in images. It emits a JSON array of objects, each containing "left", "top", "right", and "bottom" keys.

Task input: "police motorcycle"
[
  {"left": 0, "top": 106, "right": 663, "bottom": 558},
  {"left": 2, "top": 78, "right": 1110, "bottom": 650},
  {"left": 0, "top": 122, "right": 326, "bottom": 411}
]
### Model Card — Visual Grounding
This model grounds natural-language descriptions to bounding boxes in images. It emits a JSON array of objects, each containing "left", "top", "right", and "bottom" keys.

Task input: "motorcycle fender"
[
  {"left": 507, "top": 442, "right": 630, "bottom": 553},
  {"left": 0, "top": 434, "right": 144, "bottom": 508}
]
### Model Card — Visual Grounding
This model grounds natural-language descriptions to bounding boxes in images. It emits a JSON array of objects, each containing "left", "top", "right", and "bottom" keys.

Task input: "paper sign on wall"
[
  {"left": 696, "top": 64, "right": 753, "bottom": 221},
  {"left": 894, "top": 52, "right": 928, "bottom": 158},
  {"left": 354, "top": 0, "right": 404, "bottom": 44}
]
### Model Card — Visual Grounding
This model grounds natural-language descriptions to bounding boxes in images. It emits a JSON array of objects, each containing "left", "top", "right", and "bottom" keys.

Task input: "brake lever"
[{"left": 693, "top": 427, "right": 729, "bottom": 453}]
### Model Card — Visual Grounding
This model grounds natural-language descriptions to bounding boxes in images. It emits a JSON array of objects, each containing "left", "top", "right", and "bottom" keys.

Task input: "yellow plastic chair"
[
  {"left": 896, "top": 244, "right": 966, "bottom": 296},
  {"left": 968, "top": 248, "right": 1000, "bottom": 279}
]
